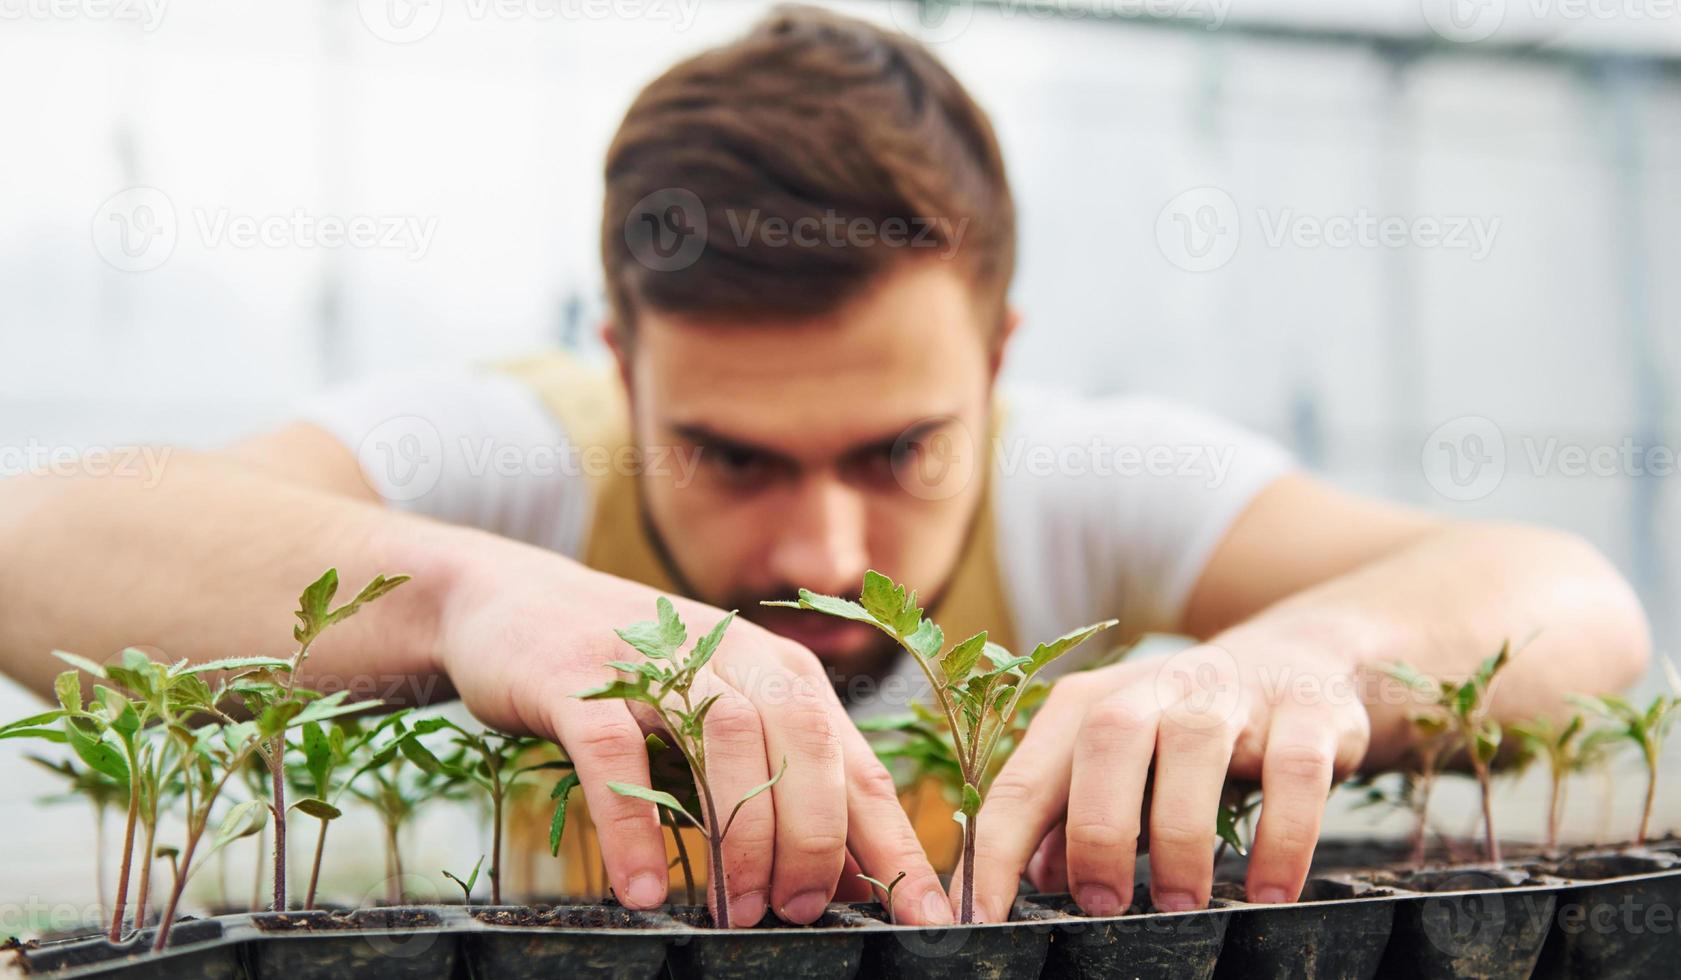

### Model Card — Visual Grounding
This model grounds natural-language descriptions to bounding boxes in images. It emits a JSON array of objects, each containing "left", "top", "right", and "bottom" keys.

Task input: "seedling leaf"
[
  {"left": 607, "top": 781, "right": 703, "bottom": 829},
  {"left": 723, "top": 758, "right": 787, "bottom": 839}
]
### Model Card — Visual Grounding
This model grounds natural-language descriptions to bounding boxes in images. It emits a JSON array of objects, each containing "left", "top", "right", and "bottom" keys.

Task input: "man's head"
[{"left": 601, "top": 6, "right": 1017, "bottom": 672}]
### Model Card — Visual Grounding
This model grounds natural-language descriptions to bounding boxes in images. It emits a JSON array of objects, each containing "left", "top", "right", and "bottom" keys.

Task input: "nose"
[{"left": 766, "top": 474, "right": 869, "bottom": 595}]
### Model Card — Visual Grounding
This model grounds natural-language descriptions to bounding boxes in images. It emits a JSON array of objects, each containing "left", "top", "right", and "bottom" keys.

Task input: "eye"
[
  {"left": 701, "top": 445, "right": 777, "bottom": 488},
  {"left": 846, "top": 440, "right": 920, "bottom": 490}
]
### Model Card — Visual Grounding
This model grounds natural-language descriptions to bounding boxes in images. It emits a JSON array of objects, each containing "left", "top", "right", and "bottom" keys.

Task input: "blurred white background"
[{"left": 3, "top": 0, "right": 1679, "bottom": 924}]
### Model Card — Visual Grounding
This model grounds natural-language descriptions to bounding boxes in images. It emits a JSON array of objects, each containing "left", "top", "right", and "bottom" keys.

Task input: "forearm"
[
  {"left": 0, "top": 449, "right": 496, "bottom": 703},
  {"left": 1213, "top": 522, "right": 1651, "bottom": 771}
]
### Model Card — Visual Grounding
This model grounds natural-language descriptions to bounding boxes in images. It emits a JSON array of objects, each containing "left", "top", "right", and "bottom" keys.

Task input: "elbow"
[{"left": 1536, "top": 525, "right": 1652, "bottom": 694}]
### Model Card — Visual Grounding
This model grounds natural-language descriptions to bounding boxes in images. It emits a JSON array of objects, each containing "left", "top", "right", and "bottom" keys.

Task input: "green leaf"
[
  {"left": 615, "top": 597, "right": 688, "bottom": 661},
  {"left": 302, "top": 722, "right": 333, "bottom": 795},
  {"left": 860, "top": 570, "right": 922, "bottom": 636},
  {"left": 178, "top": 657, "right": 292, "bottom": 677},
  {"left": 294, "top": 568, "right": 340, "bottom": 643},
  {"left": 442, "top": 855, "right": 484, "bottom": 900},
  {"left": 723, "top": 758, "right": 787, "bottom": 839},
  {"left": 52, "top": 651, "right": 108, "bottom": 679},
  {"left": 208, "top": 799, "right": 269, "bottom": 857},
  {"left": 548, "top": 772, "right": 581, "bottom": 856},
  {"left": 0, "top": 725, "right": 67, "bottom": 743},
  {"left": 940, "top": 632, "right": 988, "bottom": 685},
  {"left": 905, "top": 620, "right": 944, "bottom": 663},
  {"left": 1, "top": 710, "right": 68, "bottom": 734},
  {"left": 95, "top": 686, "right": 140, "bottom": 737},
  {"left": 606, "top": 781, "right": 703, "bottom": 829},
  {"left": 54, "top": 671, "right": 82, "bottom": 714},
  {"left": 686, "top": 611, "right": 736, "bottom": 673},
  {"left": 1027, "top": 620, "right": 1118, "bottom": 676},
  {"left": 292, "top": 797, "right": 342, "bottom": 820},
  {"left": 763, "top": 590, "right": 881, "bottom": 629},
  {"left": 960, "top": 782, "right": 981, "bottom": 817},
  {"left": 644, "top": 732, "right": 669, "bottom": 753},
  {"left": 333, "top": 574, "right": 411, "bottom": 625},
  {"left": 575, "top": 679, "right": 659, "bottom": 707},
  {"left": 67, "top": 723, "right": 129, "bottom": 784},
  {"left": 259, "top": 701, "right": 304, "bottom": 738},
  {"left": 399, "top": 735, "right": 448, "bottom": 775}
]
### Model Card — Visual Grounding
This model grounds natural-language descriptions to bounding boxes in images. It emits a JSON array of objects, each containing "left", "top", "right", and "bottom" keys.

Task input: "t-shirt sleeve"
[
  {"left": 991, "top": 390, "right": 1294, "bottom": 659},
  {"left": 296, "top": 365, "right": 591, "bottom": 558}
]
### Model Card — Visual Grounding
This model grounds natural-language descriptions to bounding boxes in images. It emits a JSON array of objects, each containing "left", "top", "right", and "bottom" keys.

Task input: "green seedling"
[
  {"left": 254, "top": 569, "right": 409, "bottom": 911},
  {"left": 343, "top": 716, "right": 471, "bottom": 905},
  {"left": 576, "top": 598, "right": 787, "bottom": 928},
  {"left": 1572, "top": 657, "right": 1681, "bottom": 845},
  {"left": 442, "top": 855, "right": 485, "bottom": 906},
  {"left": 1509, "top": 713, "right": 1613, "bottom": 852},
  {"left": 857, "top": 871, "right": 907, "bottom": 924},
  {"left": 287, "top": 711, "right": 415, "bottom": 909},
  {"left": 1215, "top": 788, "right": 1261, "bottom": 866},
  {"left": 767, "top": 570, "right": 1115, "bottom": 924},
  {"left": 1387, "top": 641, "right": 1515, "bottom": 863},
  {"left": 391, "top": 720, "right": 563, "bottom": 904}
]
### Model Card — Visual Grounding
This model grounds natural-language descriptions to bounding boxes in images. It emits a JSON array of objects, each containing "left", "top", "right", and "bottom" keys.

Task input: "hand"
[
  {"left": 952, "top": 637, "right": 1370, "bottom": 921},
  {"left": 434, "top": 550, "right": 951, "bottom": 926}
]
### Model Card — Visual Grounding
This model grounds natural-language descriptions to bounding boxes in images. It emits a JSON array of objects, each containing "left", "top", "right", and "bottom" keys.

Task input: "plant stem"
[
  {"left": 491, "top": 788, "right": 504, "bottom": 905},
  {"left": 109, "top": 776, "right": 139, "bottom": 942},
  {"left": 270, "top": 741, "right": 287, "bottom": 910},
  {"left": 94, "top": 803, "right": 109, "bottom": 928},
  {"left": 1410, "top": 769, "right": 1434, "bottom": 867},
  {"left": 153, "top": 829, "right": 202, "bottom": 952},
  {"left": 1546, "top": 766, "right": 1563, "bottom": 853},
  {"left": 1472, "top": 758, "right": 1499, "bottom": 863},
  {"left": 250, "top": 825, "right": 265, "bottom": 911},
  {"left": 695, "top": 775, "right": 729, "bottom": 927},
  {"left": 1640, "top": 758, "right": 1657, "bottom": 845},
  {"left": 133, "top": 816, "right": 157, "bottom": 929},
  {"left": 384, "top": 819, "right": 403, "bottom": 905},
  {"left": 664, "top": 806, "right": 697, "bottom": 905},
  {"left": 959, "top": 815, "right": 977, "bottom": 925},
  {"left": 304, "top": 817, "right": 328, "bottom": 910}
]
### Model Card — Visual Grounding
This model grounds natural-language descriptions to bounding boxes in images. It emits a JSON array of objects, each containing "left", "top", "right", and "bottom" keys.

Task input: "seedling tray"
[{"left": 9, "top": 846, "right": 1681, "bottom": 980}]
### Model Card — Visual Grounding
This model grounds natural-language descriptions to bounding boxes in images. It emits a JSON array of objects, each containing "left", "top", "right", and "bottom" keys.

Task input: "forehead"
[{"left": 629, "top": 263, "right": 991, "bottom": 456}]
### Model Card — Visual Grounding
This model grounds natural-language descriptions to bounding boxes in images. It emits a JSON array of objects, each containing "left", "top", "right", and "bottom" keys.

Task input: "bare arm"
[
  {"left": 0, "top": 424, "right": 952, "bottom": 927},
  {"left": 959, "top": 472, "right": 1650, "bottom": 922}
]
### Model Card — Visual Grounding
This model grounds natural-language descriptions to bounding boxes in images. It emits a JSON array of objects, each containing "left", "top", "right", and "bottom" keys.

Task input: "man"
[{"left": 0, "top": 6, "right": 1650, "bottom": 928}]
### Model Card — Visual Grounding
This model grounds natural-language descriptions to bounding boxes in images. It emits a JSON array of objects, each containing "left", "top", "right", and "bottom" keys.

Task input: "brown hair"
[{"left": 601, "top": 5, "right": 1014, "bottom": 338}]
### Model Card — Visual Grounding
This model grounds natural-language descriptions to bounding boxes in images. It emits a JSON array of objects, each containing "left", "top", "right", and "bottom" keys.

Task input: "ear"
[
  {"left": 602, "top": 320, "right": 634, "bottom": 395},
  {"left": 989, "top": 306, "right": 1022, "bottom": 382}
]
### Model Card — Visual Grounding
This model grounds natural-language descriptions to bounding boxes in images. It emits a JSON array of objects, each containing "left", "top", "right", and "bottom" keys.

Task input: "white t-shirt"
[{"left": 303, "top": 364, "right": 1293, "bottom": 685}]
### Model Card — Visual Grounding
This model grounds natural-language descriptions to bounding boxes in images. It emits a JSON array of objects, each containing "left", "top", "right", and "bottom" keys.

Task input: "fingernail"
[
  {"left": 921, "top": 890, "right": 955, "bottom": 926},
  {"left": 781, "top": 890, "right": 828, "bottom": 924},
  {"left": 625, "top": 872, "right": 665, "bottom": 908},
  {"left": 733, "top": 889, "right": 767, "bottom": 926},
  {"left": 1250, "top": 886, "right": 1289, "bottom": 904},
  {"left": 1154, "top": 890, "right": 1198, "bottom": 913},
  {"left": 1076, "top": 885, "right": 1122, "bottom": 918}
]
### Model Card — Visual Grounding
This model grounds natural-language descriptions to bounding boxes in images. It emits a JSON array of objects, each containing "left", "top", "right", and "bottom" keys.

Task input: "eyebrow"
[{"left": 668, "top": 417, "right": 953, "bottom": 465}]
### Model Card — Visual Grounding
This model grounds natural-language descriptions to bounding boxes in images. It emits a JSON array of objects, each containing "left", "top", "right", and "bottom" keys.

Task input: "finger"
[
  {"left": 719, "top": 663, "right": 847, "bottom": 924},
  {"left": 1148, "top": 673, "right": 1243, "bottom": 912},
  {"left": 839, "top": 722, "right": 953, "bottom": 926},
  {"left": 1066, "top": 689, "right": 1158, "bottom": 917},
  {"left": 688, "top": 673, "right": 775, "bottom": 927},
  {"left": 1027, "top": 824, "right": 1068, "bottom": 894},
  {"left": 949, "top": 676, "right": 1096, "bottom": 923},
  {"left": 1244, "top": 705, "right": 1363, "bottom": 903},
  {"left": 551, "top": 693, "right": 671, "bottom": 910}
]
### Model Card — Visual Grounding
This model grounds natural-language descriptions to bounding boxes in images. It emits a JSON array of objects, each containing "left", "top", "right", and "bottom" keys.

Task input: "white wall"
[{"left": 3, "top": 0, "right": 1679, "bottom": 920}]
